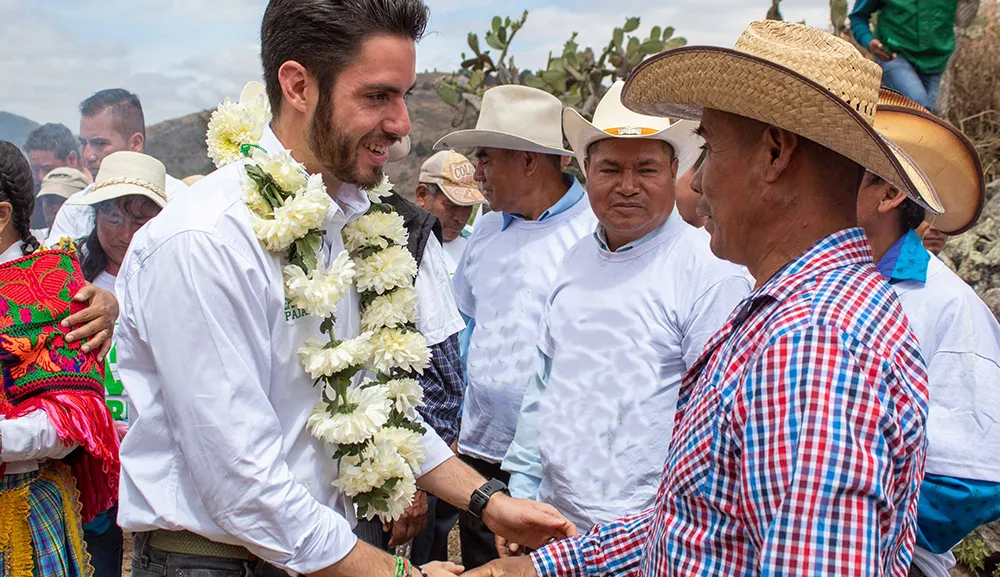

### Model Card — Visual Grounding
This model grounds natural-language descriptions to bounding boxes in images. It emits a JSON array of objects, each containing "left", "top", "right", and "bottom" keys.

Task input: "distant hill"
[
  {"left": 0, "top": 112, "right": 40, "bottom": 148},
  {"left": 143, "top": 73, "right": 457, "bottom": 199}
]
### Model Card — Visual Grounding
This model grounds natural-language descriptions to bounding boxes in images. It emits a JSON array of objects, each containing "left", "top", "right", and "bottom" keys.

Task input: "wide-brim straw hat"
[
  {"left": 621, "top": 19, "right": 943, "bottom": 216},
  {"left": 434, "top": 85, "right": 572, "bottom": 156},
  {"left": 66, "top": 151, "right": 167, "bottom": 208},
  {"left": 874, "top": 89, "right": 985, "bottom": 235},
  {"left": 564, "top": 80, "right": 703, "bottom": 175}
]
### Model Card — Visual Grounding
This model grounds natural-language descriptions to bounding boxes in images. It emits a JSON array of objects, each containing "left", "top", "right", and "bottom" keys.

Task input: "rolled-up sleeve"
[
  {"left": 0, "top": 411, "right": 78, "bottom": 462},
  {"left": 125, "top": 231, "right": 357, "bottom": 573}
]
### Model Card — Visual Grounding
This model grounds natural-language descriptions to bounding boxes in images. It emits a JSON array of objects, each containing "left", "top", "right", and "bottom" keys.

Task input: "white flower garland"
[{"left": 207, "top": 97, "right": 430, "bottom": 523}]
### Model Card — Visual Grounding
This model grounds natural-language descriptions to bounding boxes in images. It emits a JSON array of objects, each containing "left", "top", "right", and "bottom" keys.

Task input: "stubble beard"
[{"left": 307, "top": 95, "right": 385, "bottom": 189}]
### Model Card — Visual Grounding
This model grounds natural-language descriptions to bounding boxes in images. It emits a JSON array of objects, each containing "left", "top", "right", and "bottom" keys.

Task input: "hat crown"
[
  {"left": 94, "top": 151, "right": 167, "bottom": 198},
  {"left": 591, "top": 81, "right": 673, "bottom": 133},
  {"left": 475, "top": 85, "right": 565, "bottom": 151},
  {"left": 734, "top": 20, "right": 881, "bottom": 123},
  {"left": 421, "top": 150, "right": 476, "bottom": 186}
]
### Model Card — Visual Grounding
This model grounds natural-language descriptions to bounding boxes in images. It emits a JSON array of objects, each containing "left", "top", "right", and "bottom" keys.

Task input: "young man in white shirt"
[
  {"left": 414, "top": 150, "right": 486, "bottom": 276},
  {"left": 434, "top": 85, "right": 598, "bottom": 568},
  {"left": 114, "top": 3, "right": 575, "bottom": 577},
  {"left": 46, "top": 89, "right": 187, "bottom": 246},
  {"left": 858, "top": 89, "right": 1000, "bottom": 577},
  {"left": 501, "top": 82, "right": 753, "bottom": 539}
]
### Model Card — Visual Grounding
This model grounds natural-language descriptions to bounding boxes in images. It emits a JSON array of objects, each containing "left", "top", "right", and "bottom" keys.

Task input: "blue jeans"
[
  {"left": 879, "top": 57, "right": 944, "bottom": 111},
  {"left": 83, "top": 506, "right": 123, "bottom": 577}
]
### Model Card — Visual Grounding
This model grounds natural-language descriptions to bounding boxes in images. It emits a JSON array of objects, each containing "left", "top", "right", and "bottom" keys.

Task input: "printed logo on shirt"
[{"left": 284, "top": 298, "right": 310, "bottom": 323}]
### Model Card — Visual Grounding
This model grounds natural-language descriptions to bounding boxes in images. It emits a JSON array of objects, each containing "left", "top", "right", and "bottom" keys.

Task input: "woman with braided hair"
[{"left": 0, "top": 139, "right": 121, "bottom": 577}]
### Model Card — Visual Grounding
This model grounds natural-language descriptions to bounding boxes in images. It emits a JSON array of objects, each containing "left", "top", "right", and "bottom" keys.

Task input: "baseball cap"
[
  {"left": 37, "top": 167, "right": 90, "bottom": 200},
  {"left": 418, "top": 151, "right": 485, "bottom": 206}
]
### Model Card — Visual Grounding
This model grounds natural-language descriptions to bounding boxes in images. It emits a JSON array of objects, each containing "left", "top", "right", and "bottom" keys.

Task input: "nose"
[
  {"left": 474, "top": 158, "right": 486, "bottom": 183},
  {"left": 84, "top": 143, "right": 98, "bottom": 164},
  {"left": 616, "top": 169, "right": 641, "bottom": 196},
  {"left": 384, "top": 98, "right": 411, "bottom": 141},
  {"left": 691, "top": 159, "right": 705, "bottom": 196}
]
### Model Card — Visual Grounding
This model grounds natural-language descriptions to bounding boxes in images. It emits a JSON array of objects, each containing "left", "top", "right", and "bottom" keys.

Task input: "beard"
[{"left": 307, "top": 94, "right": 389, "bottom": 189}]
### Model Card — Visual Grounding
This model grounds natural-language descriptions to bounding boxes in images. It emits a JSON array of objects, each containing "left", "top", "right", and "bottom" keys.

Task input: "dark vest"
[{"left": 384, "top": 192, "right": 442, "bottom": 268}]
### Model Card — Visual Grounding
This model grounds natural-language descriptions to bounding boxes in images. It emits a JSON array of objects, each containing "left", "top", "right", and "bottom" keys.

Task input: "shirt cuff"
[
  {"left": 0, "top": 411, "right": 77, "bottom": 462},
  {"left": 417, "top": 426, "right": 453, "bottom": 477},
  {"left": 261, "top": 505, "right": 358, "bottom": 574},
  {"left": 532, "top": 537, "right": 588, "bottom": 577},
  {"left": 508, "top": 472, "right": 541, "bottom": 500}
]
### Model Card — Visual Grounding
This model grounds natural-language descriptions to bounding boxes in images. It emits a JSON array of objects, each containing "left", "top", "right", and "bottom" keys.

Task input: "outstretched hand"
[
  {"left": 387, "top": 490, "right": 428, "bottom": 548},
  {"left": 482, "top": 494, "right": 577, "bottom": 551},
  {"left": 463, "top": 557, "right": 537, "bottom": 577},
  {"left": 421, "top": 561, "right": 465, "bottom": 576},
  {"left": 63, "top": 283, "right": 118, "bottom": 357}
]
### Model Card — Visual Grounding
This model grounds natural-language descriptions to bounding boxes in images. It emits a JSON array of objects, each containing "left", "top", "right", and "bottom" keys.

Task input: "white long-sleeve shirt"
[
  {"left": 0, "top": 241, "right": 79, "bottom": 474},
  {"left": 114, "top": 127, "right": 452, "bottom": 574}
]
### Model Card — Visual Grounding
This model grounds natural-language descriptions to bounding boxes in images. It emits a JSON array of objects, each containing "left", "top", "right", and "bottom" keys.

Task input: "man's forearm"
[
  {"left": 418, "top": 455, "right": 486, "bottom": 510},
  {"left": 309, "top": 540, "right": 396, "bottom": 577}
]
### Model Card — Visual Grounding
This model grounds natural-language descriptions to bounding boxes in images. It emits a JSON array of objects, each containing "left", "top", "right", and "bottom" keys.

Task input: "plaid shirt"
[
  {"left": 533, "top": 228, "right": 929, "bottom": 577},
  {"left": 417, "top": 333, "right": 465, "bottom": 446}
]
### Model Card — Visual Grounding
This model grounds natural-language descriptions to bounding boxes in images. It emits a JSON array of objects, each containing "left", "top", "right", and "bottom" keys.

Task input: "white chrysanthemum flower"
[
  {"left": 251, "top": 148, "right": 309, "bottom": 193},
  {"left": 297, "top": 333, "right": 373, "bottom": 379},
  {"left": 206, "top": 96, "right": 271, "bottom": 168},
  {"left": 242, "top": 174, "right": 271, "bottom": 216},
  {"left": 370, "top": 327, "right": 431, "bottom": 374},
  {"left": 251, "top": 177, "right": 331, "bottom": 252},
  {"left": 307, "top": 384, "right": 392, "bottom": 446},
  {"left": 366, "top": 174, "right": 394, "bottom": 204},
  {"left": 354, "top": 245, "right": 418, "bottom": 295},
  {"left": 343, "top": 212, "right": 408, "bottom": 254},
  {"left": 333, "top": 436, "right": 409, "bottom": 497},
  {"left": 384, "top": 378, "right": 424, "bottom": 419},
  {"left": 360, "top": 287, "right": 418, "bottom": 332},
  {"left": 284, "top": 251, "right": 355, "bottom": 317},
  {"left": 374, "top": 426, "right": 426, "bottom": 472},
  {"left": 380, "top": 467, "right": 418, "bottom": 522}
]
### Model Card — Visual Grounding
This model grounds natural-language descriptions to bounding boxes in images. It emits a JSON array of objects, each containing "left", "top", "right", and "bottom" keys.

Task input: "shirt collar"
[
  {"left": 501, "top": 176, "right": 584, "bottom": 231},
  {"left": 593, "top": 209, "right": 680, "bottom": 253},
  {"left": 876, "top": 229, "right": 930, "bottom": 285},
  {"left": 0, "top": 241, "right": 26, "bottom": 265},
  {"left": 260, "top": 125, "right": 371, "bottom": 227}
]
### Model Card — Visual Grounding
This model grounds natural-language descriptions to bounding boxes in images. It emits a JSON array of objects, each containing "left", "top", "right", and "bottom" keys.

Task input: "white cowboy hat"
[
  {"left": 874, "top": 89, "right": 985, "bottom": 235},
  {"left": 564, "top": 81, "right": 703, "bottom": 176},
  {"left": 388, "top": 136, "right": 411, "bottom": 163},
  {"left": 66, "top": 151, "right": 168, "bottom": 208},
  {"left": 621, "top": 20, "right": 943, "bottom": 216},
  {"left": 434, "top": 85, "right": 571, "bottom": 156}
]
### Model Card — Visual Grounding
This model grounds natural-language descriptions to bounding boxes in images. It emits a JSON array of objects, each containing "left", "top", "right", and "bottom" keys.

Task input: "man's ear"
[
  {"left": 129, "top": 132, "right": 144, "bottom": 153},
  {"left": 761, "top": 126, "right": 799, "bottom": 183},
  {"left": 67, "top": 150, "right": 81, "bottom": 168},
  {"left": 878, "top": 185, "right": 908, "bottom": 214},
  {"left": 670, "top": 156, "right": 680, "bottom": 180},
  {"left": 415, "top": 183, "right": 430, "bottom": 207},
  {"left": 0, "top": 201, "right": 13, "bottom": 236},
  {"left": 522, "top": 151, "right": 539, "bottom": 177},
  {"left": 278, "top": 60, "right": 313, "bottom": 116}
]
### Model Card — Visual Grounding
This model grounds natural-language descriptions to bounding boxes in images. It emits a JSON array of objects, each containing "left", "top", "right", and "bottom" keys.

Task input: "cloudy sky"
[{"left": 1, "top": 0, "right": 832, "bottom": 129}]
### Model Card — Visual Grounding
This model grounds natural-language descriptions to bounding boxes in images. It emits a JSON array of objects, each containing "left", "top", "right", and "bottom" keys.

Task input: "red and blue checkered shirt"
[{"left": 532, "top": 228, "right": 929, "bottom": 577}]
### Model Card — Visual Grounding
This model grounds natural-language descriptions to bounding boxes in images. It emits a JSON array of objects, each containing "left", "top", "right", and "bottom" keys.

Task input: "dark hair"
[
  {"left": 0, "top": 140, "right": 41, "bottom": 255},
  {"left": 23, "top": 123, "right": 81, "bottom": 161},
  {"left": 260, "top": 0, "right": 429, "bottom": 118},
  {"left": 899, "top": 198, "right": 926, "bottom": 231},
  {"left": 80, "top": 228, "right": 106, "bottom": 283},
  {"left": 80, "top": 88, "right": 146, "bottom": 141}
]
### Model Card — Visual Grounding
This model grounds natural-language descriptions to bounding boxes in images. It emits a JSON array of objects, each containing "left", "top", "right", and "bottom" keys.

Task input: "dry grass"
[{"left": 948, "top": 1, "right": 1000, "bottom": 182}]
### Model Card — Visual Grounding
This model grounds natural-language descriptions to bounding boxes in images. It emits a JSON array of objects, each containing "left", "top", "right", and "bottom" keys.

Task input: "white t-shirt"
[
  {"left": 93, "top": 270, "right": 117, "bottom": 293},
  {"left": 414, "top": 235, "right": 465, "bottom": 346},
  {"left": 441, "top": 230, "right": 470, "bottom": 277},
  {"left": 45, "top": 174, "right": 187, "bottom": 246},
  {"left": 453, "top": 196, "right": 597, "bottom": 463},
  {"left": 534, "top": 212, "right": 753, "bottom": 531}
]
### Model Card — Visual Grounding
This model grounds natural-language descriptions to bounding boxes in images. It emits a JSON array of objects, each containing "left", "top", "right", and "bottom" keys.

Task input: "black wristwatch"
[{"left": 468, "top": 478, "right": 510, "bottom": 519}]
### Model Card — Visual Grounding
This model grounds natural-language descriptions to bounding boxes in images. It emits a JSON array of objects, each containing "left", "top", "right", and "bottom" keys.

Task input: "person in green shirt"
[{"left": 849, "top": 0, "right": 958, "bottom": 109}]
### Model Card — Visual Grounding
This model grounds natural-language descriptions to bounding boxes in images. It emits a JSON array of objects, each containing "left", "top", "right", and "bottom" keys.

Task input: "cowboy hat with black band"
[
  {"left": 621, "top": 20, "right": 943, "bottom": 216},
  {"left": 874, "top": 88, "right": 986, "bottom": 235}
]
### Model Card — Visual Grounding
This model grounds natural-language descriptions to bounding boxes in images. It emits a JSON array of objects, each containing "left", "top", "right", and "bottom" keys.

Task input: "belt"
[{"left": 146, "top": 530, "right": 252, "bottom": 560}]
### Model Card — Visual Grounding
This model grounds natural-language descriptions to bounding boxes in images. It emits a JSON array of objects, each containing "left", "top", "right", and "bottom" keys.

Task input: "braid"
[{"left": 0, "top": 140, "right": 41, "bottom": 255}]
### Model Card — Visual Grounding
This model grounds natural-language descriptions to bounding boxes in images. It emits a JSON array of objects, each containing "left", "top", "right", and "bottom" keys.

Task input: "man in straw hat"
[
  {"left": 111, "top": 2, "right": 575, "bottom": 577},
  {"left": 499, "top": 81, "right": 751, "bottom": 540},
  {"left": 858, "top": 89, "right": 1000, "bottom": 577},
  {"left": 434, "top": 84, "right": 597, "bottom": 568},
  {"left": 468, "top": 19, "right": 939, "bottom": 577},
  {"left": 414, "top": 150, "right": 486, "bottom": 276}
]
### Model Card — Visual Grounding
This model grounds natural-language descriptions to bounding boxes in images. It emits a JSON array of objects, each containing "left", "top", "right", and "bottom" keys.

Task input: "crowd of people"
[{"left": 1, "top": 1, "right": 999, "bottom": 577}]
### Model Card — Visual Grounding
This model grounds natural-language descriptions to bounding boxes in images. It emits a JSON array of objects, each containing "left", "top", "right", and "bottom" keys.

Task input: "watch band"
[{"left": 468, "top": 478, "right": 509, "bottom": 519}]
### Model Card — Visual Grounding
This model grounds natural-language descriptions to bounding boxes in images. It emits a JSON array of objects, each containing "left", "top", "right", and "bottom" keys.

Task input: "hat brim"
[
  {"left": 66, "top": 183, "right": 167, "bottom": 209},
  {"left": 874, "top": 105, "right": 985, "bottom": 235},
  {"left": 435, "top": 181, "right": 486, "bottom": 206},
  {"left": 564, "top": 108, "right": 703, "bottom": 177},
  {"left": 434, "top": 129, "right": 571, "bottom": 156},
  {"left": 622, "top": 46, "right": 943, "bottom": 215},
  {"left": 36, "top": 189, "right": 76, "bottom": 201}
]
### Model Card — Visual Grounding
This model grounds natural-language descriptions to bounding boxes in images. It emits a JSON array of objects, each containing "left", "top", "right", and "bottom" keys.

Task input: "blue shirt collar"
[
  {"left": 876, "top": 229, "right": 930, "bottom": 284},
  {"left": 594, "top": 210, "right": 677, "bottom": 253},
  {"left": 501, "top": 176, "right": 584, "bottom": 231}
]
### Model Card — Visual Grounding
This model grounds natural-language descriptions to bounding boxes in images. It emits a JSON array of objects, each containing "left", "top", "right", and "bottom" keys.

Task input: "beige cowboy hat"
[
  {"left": 434, "top": 85, "right": 572, "bottom": 156},
  {"left": 564, "top": 81, "right": 703, "bottom": 175},
  {"left": 874, "top": 89, "right": 985, "bottom": 235},
  {"left": 621, "top": 19, "right": 943, "bottom": 216},
  {"left": 37, "top": 167, "right": 90, "bottom": 200},
  {"left": 66, "top": 151, "right": 168, "bottom": 208},
  {"left": 419, "top": 150, "right": 486, "bottom": 206}
]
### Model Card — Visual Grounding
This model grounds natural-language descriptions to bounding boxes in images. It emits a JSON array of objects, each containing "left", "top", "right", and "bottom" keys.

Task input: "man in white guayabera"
[
  {"left": 112, "top": 2, "right": 577, "bottom": 577},
  {"left": 501, "top": 82, "right": 753, "bottom": 543}
]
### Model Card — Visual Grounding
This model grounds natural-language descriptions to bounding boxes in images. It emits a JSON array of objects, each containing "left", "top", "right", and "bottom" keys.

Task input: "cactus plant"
[{"left": 435, "top": 13, "right": 687, "bottom": 127}]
